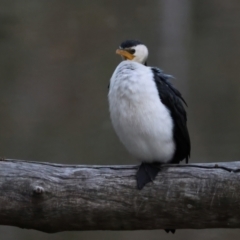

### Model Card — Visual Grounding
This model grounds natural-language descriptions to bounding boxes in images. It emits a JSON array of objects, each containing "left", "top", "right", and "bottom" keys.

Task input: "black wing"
[{"left": 151, "top": 67, "right": 190, "bottom": 163}]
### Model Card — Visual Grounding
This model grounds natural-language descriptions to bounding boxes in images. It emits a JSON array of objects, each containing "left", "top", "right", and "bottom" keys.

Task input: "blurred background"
[{"left": 0, "top": 0, "right": 240, "bottom": 239}]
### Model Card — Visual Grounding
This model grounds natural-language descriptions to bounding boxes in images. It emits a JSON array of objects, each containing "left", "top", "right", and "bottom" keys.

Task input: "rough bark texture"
[{"left": 0, "top": 159, "right": 240, "bottom": 233}]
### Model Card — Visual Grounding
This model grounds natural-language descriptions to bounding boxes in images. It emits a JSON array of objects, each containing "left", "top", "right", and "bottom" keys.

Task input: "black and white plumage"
[{"left": 108, "top": 40, "right": 190, "bottom": 191}]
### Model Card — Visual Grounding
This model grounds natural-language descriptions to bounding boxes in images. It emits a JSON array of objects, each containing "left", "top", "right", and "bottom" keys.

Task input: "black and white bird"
[{"left": 108, "top": 40, "right": 190, "bottom": 192}]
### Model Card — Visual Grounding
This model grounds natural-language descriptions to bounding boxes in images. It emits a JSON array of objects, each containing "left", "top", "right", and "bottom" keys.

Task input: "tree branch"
[{"left": 0, "top": 159, "right": 240, "bottom": 233}]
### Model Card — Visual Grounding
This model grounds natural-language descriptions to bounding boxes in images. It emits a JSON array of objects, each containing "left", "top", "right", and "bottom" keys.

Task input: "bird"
[{"left": 108, "top": 39, "right": 190, "bottom": 206}]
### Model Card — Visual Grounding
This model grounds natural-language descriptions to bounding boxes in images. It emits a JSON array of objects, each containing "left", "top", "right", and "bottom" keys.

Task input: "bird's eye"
[{"left": 127, "top": 49, "right": 135, "bottom": 54}]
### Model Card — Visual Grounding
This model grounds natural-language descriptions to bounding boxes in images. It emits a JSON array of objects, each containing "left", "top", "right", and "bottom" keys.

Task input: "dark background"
[{"left": 0, "top": 0, "right": 240, "bottom": 239}]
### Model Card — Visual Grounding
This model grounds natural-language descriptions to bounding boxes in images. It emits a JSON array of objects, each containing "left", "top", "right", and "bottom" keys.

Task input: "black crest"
[{"left": 120, "top": 40, "right": 143, "bottom": 49}]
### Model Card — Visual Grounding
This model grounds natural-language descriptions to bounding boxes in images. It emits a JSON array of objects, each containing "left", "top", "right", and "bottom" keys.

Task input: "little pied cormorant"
[{"left": 108, "top": 40, "right": 191, "bottom": 191}]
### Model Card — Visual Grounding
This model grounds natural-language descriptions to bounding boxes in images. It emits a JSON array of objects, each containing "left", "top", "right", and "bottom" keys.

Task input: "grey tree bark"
[{"left": 0, "top": 159, "right": 239, "bottom": 233}]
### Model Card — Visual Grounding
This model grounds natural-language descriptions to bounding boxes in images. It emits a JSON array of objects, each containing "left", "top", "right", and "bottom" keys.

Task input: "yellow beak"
[{"left": 116, "top": 49, "right": 134, "bottom": 60}]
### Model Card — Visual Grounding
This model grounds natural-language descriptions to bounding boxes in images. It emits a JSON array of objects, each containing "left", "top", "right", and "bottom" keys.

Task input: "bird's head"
[{"left": 116, "top": 40, "right": 148, "bottom": 65}]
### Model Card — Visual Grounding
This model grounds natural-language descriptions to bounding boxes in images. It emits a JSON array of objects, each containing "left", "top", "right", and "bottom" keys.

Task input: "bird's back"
[{"left": 151, "top": 67, "right": 191, "bottom": 164}]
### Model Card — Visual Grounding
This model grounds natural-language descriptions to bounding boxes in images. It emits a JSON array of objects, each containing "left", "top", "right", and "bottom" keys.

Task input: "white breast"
[{"left": 108, "top": 61, "right": 175, "bottom": 163}]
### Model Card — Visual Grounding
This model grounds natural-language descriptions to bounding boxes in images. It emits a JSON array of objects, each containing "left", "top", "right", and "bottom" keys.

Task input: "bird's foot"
[
  {"left": 136, "top": 162, "right": 160, "bottom": 190},
  {"left": 165, "top": 229, "right": 176, "bottom": 234}
]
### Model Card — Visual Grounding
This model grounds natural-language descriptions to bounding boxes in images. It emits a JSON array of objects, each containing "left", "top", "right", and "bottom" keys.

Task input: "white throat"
[{"left": 132, "top": 44, "right": 149, "bottom": 64}]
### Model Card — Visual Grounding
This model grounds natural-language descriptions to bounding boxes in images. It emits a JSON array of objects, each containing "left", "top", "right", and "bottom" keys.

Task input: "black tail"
[{"left": 136, "top": 162, "right": 160, "bottom": 190}]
